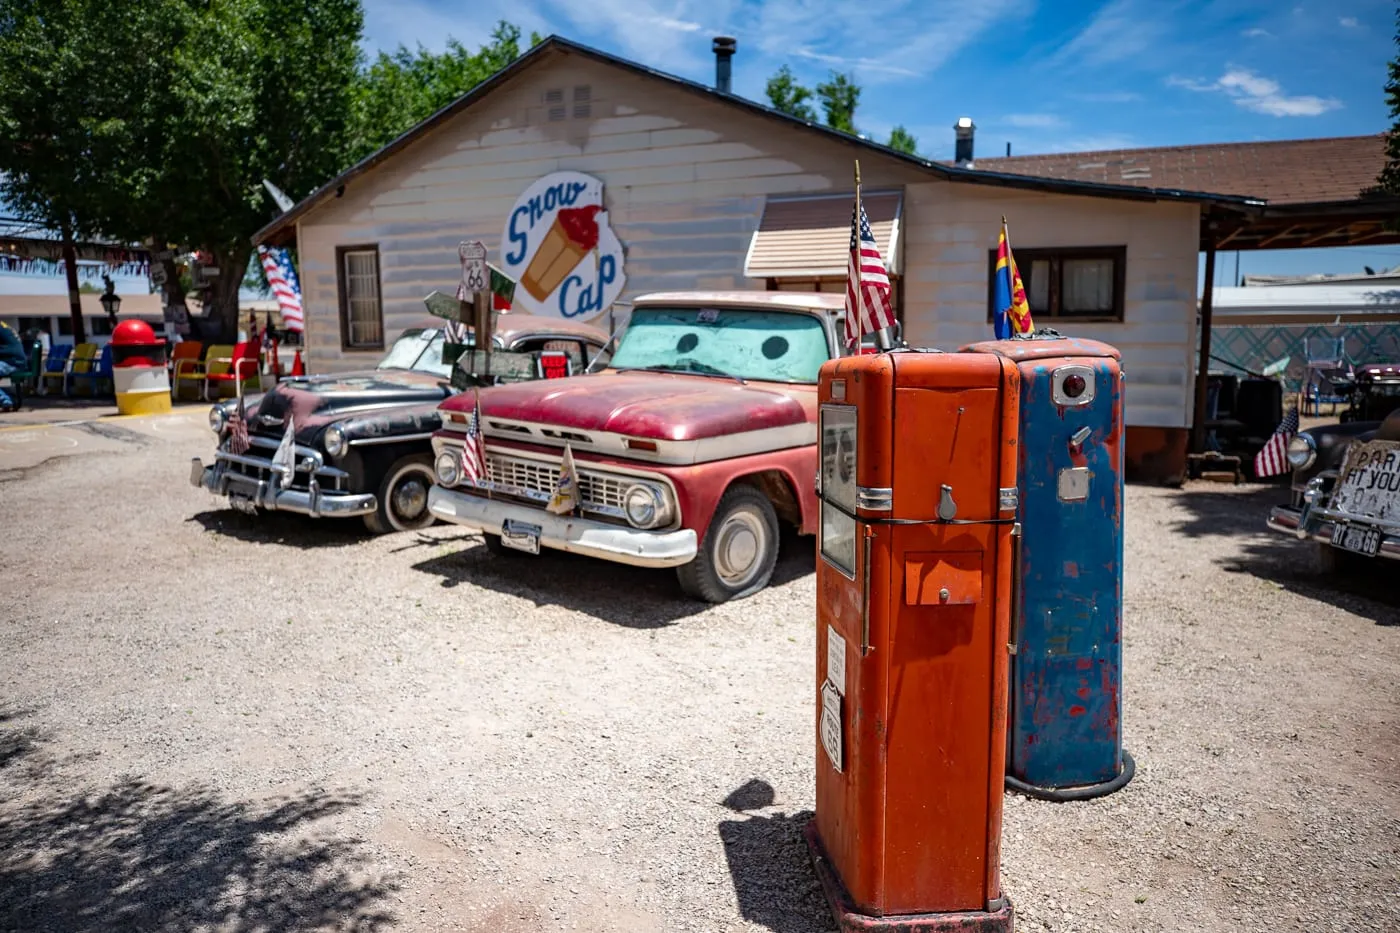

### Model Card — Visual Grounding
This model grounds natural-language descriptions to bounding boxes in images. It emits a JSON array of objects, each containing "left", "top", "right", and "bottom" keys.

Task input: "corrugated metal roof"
[
  {"left": 744, "top": 192, "right": 901, "bottom": 279},
  {"left": 1209, "top": 283, "right": 1400, "bottom": 318}
]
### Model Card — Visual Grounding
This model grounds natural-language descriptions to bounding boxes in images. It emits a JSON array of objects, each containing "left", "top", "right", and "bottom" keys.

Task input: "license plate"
[
  {"left": 229, "top": 492, "right": 257, "bottom": 515},
  {"left": 500, "top": 519, "right": 541, "bottom": 555},
  {"left": 1332, "top": 522, "right": 1382, "bottom": 557},
  {"left": 1331, "top": 440, "right": 1400, "bottom": 525}
]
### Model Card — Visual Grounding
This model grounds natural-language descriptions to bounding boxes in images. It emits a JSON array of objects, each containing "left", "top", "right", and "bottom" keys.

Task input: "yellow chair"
[
  {"left": 173, "top": 343, "right": 232, "bottom": 401},
  {"left": 62, "top": 343, "right": 100, "bottom": 396},
  {"left": 169, "top": 341, "right": 205, "bottom": 400}
]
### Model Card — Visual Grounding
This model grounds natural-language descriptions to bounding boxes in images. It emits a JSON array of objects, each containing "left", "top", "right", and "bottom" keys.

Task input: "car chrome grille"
[{"left": 216, "top": 437, "right": 348, "bottom": 493}]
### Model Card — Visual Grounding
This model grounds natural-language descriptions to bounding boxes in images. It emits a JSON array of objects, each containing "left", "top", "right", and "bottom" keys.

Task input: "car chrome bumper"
[
  {"left": 1267, "top": 506, "right": 1400, "bottom": 560},
  {"left": 427, "top": 485, "right": 698, "bottom": 568},
  {"left": 190, "top": 457, "right": 377, "bottom": 518}
]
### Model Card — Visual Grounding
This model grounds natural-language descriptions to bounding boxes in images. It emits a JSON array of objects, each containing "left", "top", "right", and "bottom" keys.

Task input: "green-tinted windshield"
[
  {"left": 378, "top": 330, "right": 452, "bottom": 378},
  {"left": 609, "top": 307, "right": 831, "bottom": 384}
]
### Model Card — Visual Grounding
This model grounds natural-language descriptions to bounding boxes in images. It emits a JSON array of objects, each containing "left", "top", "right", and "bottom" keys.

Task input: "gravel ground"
[{"left": 1, "top": 412, "right": 1397, "bottom": 933}]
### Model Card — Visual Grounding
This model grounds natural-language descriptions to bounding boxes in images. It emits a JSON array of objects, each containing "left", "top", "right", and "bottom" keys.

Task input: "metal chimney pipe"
[
  {"left": 954, "top": 116, "right": 975, "bottom": 166},
  {"left": 713, "top": 36, "right": 736, "bottom": 94}
]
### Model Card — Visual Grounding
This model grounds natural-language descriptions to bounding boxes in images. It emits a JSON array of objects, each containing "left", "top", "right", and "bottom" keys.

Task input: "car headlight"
[
  {"left": 1286, "top": 434, "right": 1316, "bottom": 471},
  {"left": 324, "top": 423, "right": 349, "bottom": 458},
  {"left": 208, "top": 405, "right": 227, "bottom": 435},
  {"left": 435, "top": 450, "right": 461, "bottom": 487},
  {"left": 623, "top": 483, "right": 672, "bottom": 529}
]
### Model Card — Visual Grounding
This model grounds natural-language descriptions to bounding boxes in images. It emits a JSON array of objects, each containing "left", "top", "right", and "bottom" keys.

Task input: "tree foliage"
[
  {"left": 886, "top": 125, "right": 918, "bottom": 156},
  {"left": 764, "top": 65, "right": 817, "bottom": 122},
  {"left": 1380, "top": 7, "right": 1400, "bottom": 195},
  {"left": 815, "top": 71, "right": 861, "bottom": 135},
  {"left": 0, "top": 0, "right": 364, "bottom": 336}
]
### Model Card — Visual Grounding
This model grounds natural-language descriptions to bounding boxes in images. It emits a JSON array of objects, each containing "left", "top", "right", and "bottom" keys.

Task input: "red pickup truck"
[{"left": 426, "top": 291, "right": 848, "bottom": 602}]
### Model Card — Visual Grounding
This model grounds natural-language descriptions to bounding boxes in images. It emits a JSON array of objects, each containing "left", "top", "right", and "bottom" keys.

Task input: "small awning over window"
[{"left": 745, "top": 190, "right": 902, "bottom": 280}]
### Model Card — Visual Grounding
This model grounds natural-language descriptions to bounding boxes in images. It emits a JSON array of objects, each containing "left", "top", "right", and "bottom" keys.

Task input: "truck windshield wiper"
[{"left": 618, "top": 361, "right": 746, "bottom": 386}]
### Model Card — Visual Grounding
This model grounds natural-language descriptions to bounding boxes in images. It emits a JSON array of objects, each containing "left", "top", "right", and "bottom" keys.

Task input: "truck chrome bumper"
[
  {"left": 427, "top": 485, "right": 698, "bottom": 568},
  {"left": 190, "top": 457, "right": 377, "bottom": 518},
  {"left": 1267, "top": 506, "right": 1400, "bottom": 560}
]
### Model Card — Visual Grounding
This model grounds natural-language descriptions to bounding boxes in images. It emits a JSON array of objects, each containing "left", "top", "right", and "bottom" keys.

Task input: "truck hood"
[
  {"left": 251, "top": 369, "right": 451, "bottom": 440},
  {"left": 441, "top": 371, "right": 816, "bottom": 442}
]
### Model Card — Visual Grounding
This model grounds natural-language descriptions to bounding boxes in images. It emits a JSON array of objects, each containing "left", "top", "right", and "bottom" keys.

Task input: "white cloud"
[
  {"left": 1169, "top": 67, "right": 1342, "bottom": 117},
  {"left": 1071, "top": 90, "right": 1142, "bottom": 103},
  {"left": 1054, "top": 0, "right": 1173, "bottom": 67},
  {"left": 1340, "top": 16, "right": 1359, "bottom": 27},
  {"left": 1241, "top": 27, "right": 1271, "bottom": 38},
  {"left": 1001, "top": 113, "right": 1065, "bottom": 128}
]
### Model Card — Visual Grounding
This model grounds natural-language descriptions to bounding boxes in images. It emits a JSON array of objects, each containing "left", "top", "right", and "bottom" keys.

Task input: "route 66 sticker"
[{"left": 457, "top": 240, "right": 488, "bottom": 299}]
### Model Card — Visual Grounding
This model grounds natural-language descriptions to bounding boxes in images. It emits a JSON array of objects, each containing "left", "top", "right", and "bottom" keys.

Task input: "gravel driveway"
[{"left": 1, "top": 412, "right": 1397, "bottom": 933}]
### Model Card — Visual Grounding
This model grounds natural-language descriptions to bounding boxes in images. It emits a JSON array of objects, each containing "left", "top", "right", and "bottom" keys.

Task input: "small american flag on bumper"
[{"left": 1254, "top": 406, "right": 1299, "bottom": 478}]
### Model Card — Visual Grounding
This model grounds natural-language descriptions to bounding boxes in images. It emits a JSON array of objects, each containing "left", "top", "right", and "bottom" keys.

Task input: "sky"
[{"left": 3, "top": 0, "right": 1395, "bottom": 296}]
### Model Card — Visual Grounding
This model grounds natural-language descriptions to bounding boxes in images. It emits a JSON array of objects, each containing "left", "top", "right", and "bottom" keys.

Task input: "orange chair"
[
  {"left": 168, "top": 341, "right": 205, "bottom": 400},
  {"left": 202, "top": 341, "right": 261, "bottom": 400}
]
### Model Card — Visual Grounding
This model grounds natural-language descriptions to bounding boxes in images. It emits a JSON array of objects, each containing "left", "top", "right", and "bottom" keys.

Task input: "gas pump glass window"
[
  {"left": 819, "top": 405, "right": 858, "bottom": 577},
  {"left": 609, "top": 307, "right": 831, "bottom": 383}
]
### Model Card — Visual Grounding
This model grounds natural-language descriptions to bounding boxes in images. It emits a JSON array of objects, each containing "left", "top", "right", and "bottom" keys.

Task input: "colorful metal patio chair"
[
  {"left": 39, "top": 344, "right": 73, "bottom": 395},
  {"left": 202, "top": 341, "right": 261, "bottom": 400},
  {"left": 61, "top": 342, "right": 101, "bottom": 396},
  {"left": 169, "top": 341, "right": 205, "bottom": 400},
  {"left": 66, "top": 343, "right": 114, "bottom": 396}
]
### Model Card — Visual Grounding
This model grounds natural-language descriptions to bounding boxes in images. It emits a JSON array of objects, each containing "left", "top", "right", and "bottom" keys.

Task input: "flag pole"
[{"left": 857, "top": 160, "right": 896, "bottom": 352}]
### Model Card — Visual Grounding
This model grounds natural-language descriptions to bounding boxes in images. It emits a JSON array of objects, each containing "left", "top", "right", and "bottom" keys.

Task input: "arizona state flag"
[{"left": 993, "top": 219, "right": 1034, "bottom": 339}]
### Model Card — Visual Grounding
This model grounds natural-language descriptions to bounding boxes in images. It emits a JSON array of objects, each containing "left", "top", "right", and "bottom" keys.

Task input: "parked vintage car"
[
  {"left": 191, "top": 315, "right": 609, "bottom": 533},
  {"left": 1267, "top": 362, "right": 1400, "bottom": 566},
  {"left": 427, "top": 291, "right": 850, "bottom": 602}
]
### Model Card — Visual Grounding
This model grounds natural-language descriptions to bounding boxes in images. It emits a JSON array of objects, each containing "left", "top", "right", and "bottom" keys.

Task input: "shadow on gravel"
[
  {"left": 187, "top": 509, "right": 369, "bottom": 549},
  {"left": 0, "top": 709, "right": 42, "bottom": 772},
  {"left": 719, "top": 801, "right": 833, "bottom": 933},
  {"left": 1166, "top": 484, "right": 1288, "bottom": 539},
  {"left": 0, "top": 780, "right": 396, "bottom": 933},
  {"left": 409, "top": 531, "right": 816, "bottom": 628},
  {"left": 1219, "top": 539, "right": 1400, "bottom": 622}
]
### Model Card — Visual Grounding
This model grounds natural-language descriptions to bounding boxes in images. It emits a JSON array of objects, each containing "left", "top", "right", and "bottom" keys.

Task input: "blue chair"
[
  {"left": 67, "top": 344, "right": 114, "bottom": 396},
  {"left": 39, "top": 344, "right": 73, "bottom": 395}
]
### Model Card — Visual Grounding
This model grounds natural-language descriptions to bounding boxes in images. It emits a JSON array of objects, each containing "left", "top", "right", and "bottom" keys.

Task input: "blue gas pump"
[{"left": 961, "top": 333, "right": 1135, "bottom": 800}]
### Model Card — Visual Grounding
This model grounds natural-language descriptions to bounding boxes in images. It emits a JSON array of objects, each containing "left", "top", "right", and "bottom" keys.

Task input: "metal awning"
[{"left": 744, "top": 191, "right": 902, "bottom": 279}]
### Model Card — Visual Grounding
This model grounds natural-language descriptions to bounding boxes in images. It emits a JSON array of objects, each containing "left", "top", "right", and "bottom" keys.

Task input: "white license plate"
[
  {"left": 1332, "top": 522, "right": 1382, "bottom": 557},
  {"left": 500, "top": 519, "right": 541, "bottom": 555},
  {"left": 1331, "top": 440, "right": 1400, "bottom": 525}
]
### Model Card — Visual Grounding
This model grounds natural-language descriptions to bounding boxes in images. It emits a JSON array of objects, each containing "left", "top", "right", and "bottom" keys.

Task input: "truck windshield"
[{"left": 609, "top": 307, "right": 831, "bottom": 384}]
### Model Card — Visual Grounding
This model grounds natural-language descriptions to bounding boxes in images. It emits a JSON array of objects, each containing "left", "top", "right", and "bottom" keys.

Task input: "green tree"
[
  {"left": 350, "top": 22, "right": 530, "bottom": 160},
  {"left": 1380, "top": 7, "right": 1400, "bottom": 195},
  {"left": 0, "top": 0, "right": 364, "bottom": 339},
  {"left": 765, "top": 65, "right": 817, "bottom": 122},
  {"left": 886, "top": 125, "right": 918, "bottom": 155},
  {"left": 816, "top": 71, "right": 861, "bottom": 135}
]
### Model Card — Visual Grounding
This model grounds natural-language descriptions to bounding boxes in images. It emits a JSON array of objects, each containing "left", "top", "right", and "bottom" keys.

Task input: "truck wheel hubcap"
[
  {"left": 714, "top": 508, "right": 765, "bottom": 588},
  {"left": 393, "top": 477, "right": 429, "bottom": 520}
]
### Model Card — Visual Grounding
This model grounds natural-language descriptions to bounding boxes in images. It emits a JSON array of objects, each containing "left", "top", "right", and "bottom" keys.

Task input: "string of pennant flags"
[{"left": 0, "top": 240, "right": 152, "bottom": 278}]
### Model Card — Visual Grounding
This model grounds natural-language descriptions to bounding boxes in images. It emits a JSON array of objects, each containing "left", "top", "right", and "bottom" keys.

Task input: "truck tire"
[
  {"left": 676, "top": 484, "right": 780, "bottom": 603},
  {"left": 363, "top": 454, "right": 436, "bottom": 534}
]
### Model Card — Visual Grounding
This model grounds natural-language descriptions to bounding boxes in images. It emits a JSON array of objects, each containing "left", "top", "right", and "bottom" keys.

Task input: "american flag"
[
  {"left": 844, "top": 201, "right": 896, "bottom": 349},
  {"left": 258, "top": 246, "right": 304, "bottom": 333},
  {"left": 1254, "top": 406, "right": 1300, "bottom": 478},
  {"left": 460, "top": 389, "right": 487, "bottom": 485},
  {"left": 227, "top": 396, "right": 250, "bottom": 456}
]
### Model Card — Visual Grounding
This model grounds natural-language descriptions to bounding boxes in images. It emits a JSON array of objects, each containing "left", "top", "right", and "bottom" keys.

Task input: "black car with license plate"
[
  {"left": 190, "top": 317, "right": 608, "bottom": 533},
  {"left": 1267, "top": 363, "right": 1400, "bottom": 566}
]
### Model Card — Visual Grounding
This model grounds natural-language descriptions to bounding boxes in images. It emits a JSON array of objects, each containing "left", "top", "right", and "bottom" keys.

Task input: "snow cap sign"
[{"left": 501, "top": 171, "right": 626, "bottom": 321}]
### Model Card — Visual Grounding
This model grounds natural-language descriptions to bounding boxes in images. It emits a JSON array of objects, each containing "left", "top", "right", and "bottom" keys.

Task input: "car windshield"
[
  {"left": 378, "top": 330, "right": 453, "bottom": 378},
  {"left": 608, "top": 307, "right": 831, "bottom": 383}
]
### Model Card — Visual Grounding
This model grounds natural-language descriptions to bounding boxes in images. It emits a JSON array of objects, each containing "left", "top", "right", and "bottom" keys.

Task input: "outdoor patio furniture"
[
  {"left": 38, "top": 344, "right": 73, "bottom": 395},
  {"left": 61, "top": 343, "right": 100, "bottom": 396},
  {"left": 173, "top": 343, "right": 229, "bottom": 400},
  {"left": 66, "top": 344, "right": 114, "bottom": 396},
  {"left": 202, "top": 341, "right": 261, "bottom": 400},
  {"left": 1, "top": 343, "right": 42, "bottom": 407},
  {"left": 169, "top": 341, "right": 205, "bottom": 400}
]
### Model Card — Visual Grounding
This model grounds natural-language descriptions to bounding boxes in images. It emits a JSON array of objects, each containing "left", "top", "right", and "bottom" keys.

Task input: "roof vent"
[
  {"left": 954, "top": 117, "right": 975, "bottom": 168},
  {"left": 713, "top": 36, "right": 737, "bottom": 94}
]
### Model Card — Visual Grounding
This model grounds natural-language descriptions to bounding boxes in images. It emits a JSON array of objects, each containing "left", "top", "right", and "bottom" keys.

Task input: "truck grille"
[{"left": 486, "top": 453, "right": 629, "bottom": 514}]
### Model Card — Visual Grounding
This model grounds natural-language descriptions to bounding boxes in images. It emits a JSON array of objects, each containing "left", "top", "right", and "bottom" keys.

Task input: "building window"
[
  {"left": 986, "top": 246, "right": 1126, "bottom": 323},
  {"left": 337, "top": 245, "right": 384, "bottom": 350}
]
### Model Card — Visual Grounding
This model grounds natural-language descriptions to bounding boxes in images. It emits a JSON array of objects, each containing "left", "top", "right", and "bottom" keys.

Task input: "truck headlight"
[
  {"left": 208, "top": 405, "right": 227, "bottom": 435},
  {"left": 323, "top": 423, "right": 348, "bottom": 458},
  {"left": 623, "top": 483, "right": 671, "bottom": 529},
  {"left": 435, "top": 450, "right": 461, "bottom": 487},
  {"left": 1286, "top": 434, "right": 1316, "bottom": 470}
]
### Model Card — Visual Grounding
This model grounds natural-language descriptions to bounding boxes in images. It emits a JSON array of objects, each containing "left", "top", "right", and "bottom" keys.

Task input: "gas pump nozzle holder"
[{"left": 808, "top": 349, "right": 1021, "bottom": 933}]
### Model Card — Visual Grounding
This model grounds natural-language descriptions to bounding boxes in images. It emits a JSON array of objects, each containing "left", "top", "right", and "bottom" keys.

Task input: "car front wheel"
[
  {"left": 676, "top": 484, "right": 780, "bottom": 603},
  {"left": 364, "top": 454, "right": 437, "bottom": 534}
]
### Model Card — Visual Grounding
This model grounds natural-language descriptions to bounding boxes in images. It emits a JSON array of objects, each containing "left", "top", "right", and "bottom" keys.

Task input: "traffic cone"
[{"left": 290, "top": 349, "right": 305, "bottom": 377}]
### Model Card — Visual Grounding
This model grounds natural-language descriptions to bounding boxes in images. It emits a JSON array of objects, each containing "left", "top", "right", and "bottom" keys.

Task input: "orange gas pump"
[{"left": 805, "top": 349, "right": 1021, "bottom": 932}]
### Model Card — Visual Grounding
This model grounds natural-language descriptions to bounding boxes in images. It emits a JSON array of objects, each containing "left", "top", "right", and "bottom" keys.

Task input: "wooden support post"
[
  {"left": 1191, "top": 242, "right": 1218, "bottom": 455},
  {"left": 60, "top": 222, "right": 85, "bottom": 346},
  {"left": 474, "top": 289, "right": 493, "bottom": 379}
]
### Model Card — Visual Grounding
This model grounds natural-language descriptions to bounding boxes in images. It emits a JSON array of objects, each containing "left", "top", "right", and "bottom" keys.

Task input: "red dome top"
[{"left": 111, "top": 319, "right": 160, "bottom": 346}]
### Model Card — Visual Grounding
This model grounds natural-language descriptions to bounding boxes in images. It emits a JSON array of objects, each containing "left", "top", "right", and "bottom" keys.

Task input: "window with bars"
[
  {"left": 337, "top": 245, "right": 384, "bottom": 350},
  {"left": 985, "top": 245, "right": 1126, "bottom": 323}
]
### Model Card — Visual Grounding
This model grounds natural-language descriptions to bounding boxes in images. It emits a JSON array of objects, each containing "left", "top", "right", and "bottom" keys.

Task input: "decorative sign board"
[
  {"left": 538, "top": 350, "right": 571, "bottom": 380},
  {"left": 457, "top": 240, "right": 488, "bottom": 300},
  {"left": 499, "top": 171, "right": 626, "bottom": 322}
]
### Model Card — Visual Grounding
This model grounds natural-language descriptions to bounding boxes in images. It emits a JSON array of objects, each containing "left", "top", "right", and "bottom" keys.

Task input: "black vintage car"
[
  {"left": 1267, "top": 363, "right": 1400, "bottom": 567},
  {"left": 191, "top": 316, "right": 609, "bottom": 533}
]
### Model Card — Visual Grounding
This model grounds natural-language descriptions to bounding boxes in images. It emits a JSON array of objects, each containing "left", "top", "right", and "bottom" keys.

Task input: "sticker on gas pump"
[
  {"left": 820, "top": 681, "right": 843, "bottom": 773},
  {"left": 826, "top": 625, "right": 847, "bottom": 696}
]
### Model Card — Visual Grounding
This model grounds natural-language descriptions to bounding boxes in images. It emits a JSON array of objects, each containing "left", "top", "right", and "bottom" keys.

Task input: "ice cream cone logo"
[{"left": 501, "top": 171, "right": 627, "bottom": 322}]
